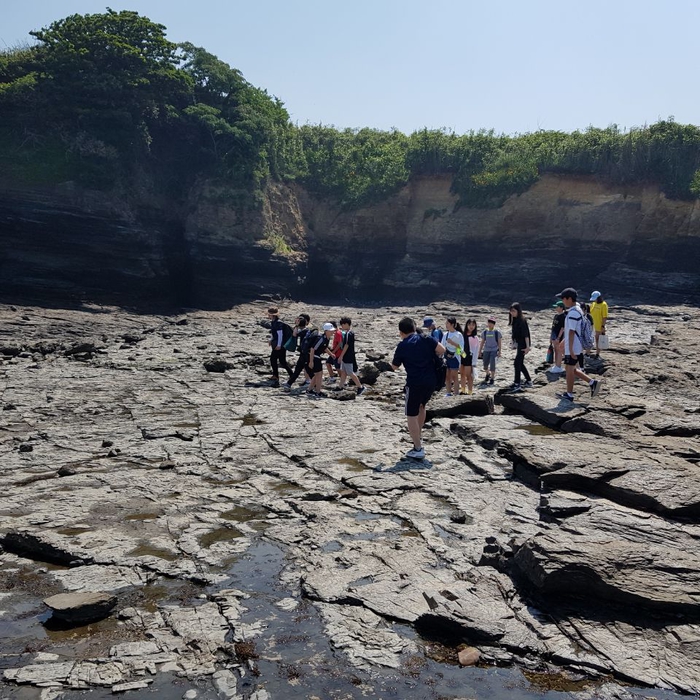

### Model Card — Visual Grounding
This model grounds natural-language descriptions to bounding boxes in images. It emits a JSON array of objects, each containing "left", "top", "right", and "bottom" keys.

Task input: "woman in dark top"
[{"left": 507, "top": 302, "right": 532, "bottom": 393}]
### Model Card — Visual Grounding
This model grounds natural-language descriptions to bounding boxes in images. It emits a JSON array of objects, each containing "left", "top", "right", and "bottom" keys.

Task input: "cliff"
[{"left": 1, "top": 174, "right": 698, "bottom": 309}]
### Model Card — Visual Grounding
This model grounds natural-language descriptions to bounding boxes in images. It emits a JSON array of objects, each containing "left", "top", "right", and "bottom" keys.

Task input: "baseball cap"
[
  {"left": 487, "top": 316, "right": 496, "bottom": 323},
  {"left": 552, "top": 300, "right": 565, "bottom": 308},
  {"left": 556, "top": 287, "right": 577, "bottom": 300},
  {"left": 590, "top": 291, "right": 601, "bottom": 301},
  {"left": 322, "top": 322, "right": 335, "bottom": 331},
  {"left": 422, "top": 317, "right": 435, "bottom": 328}
]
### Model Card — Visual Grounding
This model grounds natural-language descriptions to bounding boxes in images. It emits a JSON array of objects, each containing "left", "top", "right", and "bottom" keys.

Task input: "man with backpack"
[
  {"left": 282, "top": 314, "right": 313, "bottom": 390},
  {"left": 267, "top": 307, "right": 294, "bottom": 387},
  {"left": 391, "top": 317, "right": 446, "bottom": 460},
  {"left": 555, "top": 289, "right": 602, "bottom": 402}
]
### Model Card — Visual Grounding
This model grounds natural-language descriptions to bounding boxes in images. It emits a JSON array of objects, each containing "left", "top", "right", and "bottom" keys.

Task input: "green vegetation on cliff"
[{"left": 2, "top": 9, "right": 700, "bottom": 210}]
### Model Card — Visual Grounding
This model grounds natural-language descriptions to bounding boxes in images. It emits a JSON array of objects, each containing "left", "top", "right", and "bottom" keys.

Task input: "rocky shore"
[{"left": 0, "top": 299, "right": 698, "bottom": 699}]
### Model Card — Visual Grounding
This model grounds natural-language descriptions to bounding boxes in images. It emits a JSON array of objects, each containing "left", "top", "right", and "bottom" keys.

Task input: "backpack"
[
  {"left": 280, "top": 322, "right": 293, "bottom": 343},
  {"left": 300, "top": 328, "right": 319, "bottom": 355},
  {"left": 433, "top": 351, "right": 447, "bottom": 392},
  {"left": 573, "top": 312, "right": 594, "bottom": 350}
]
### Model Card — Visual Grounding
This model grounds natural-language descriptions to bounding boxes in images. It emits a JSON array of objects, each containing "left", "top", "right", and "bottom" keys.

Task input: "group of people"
[
  {"left": 267, "top": 307, "right": 366, "bottom": 397},
  {"left": 265, "top": 287, "right": 608, "bottom": 460}
]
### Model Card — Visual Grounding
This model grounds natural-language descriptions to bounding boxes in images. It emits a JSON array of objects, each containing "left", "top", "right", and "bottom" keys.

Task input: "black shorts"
[
  {"left": 404, "top": 384, "right": 433, "bottom": 417},
  {"left": 312, "top": 356, "right": 324, "bottom": 374},
  {"left": 564, "top": 354, "right": 583, "bottom": 367},
  {"left": 326, "top": 356, "right": 339, "bottom": 368}
]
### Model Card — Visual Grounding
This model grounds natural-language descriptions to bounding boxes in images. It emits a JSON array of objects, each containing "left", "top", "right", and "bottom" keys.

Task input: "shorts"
[
  {"left": 446, "top": 355, "right": 460, "bottom": 370},
  {"left": 564, "top": 354, "right": 583, "bottom": 367},
  {"left": 312, "top": 356, "right": 324, "bottom": 374},
  {"left": 405, "top": 384, "right": 434, "bottom": 417},
  {"left": 326, "top": 356, "right": 339, "bottom": 368},
  {"left": 341, "top": 362, "right": 356, "bottom": 375},
  {"left": 482, "top": 350, "right": 497, "bottom": 373}
]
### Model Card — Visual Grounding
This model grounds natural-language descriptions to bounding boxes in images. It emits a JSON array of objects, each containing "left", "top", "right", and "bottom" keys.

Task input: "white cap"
[
  {"left": 590, "top": 291, "right": 601, "bottom": 301},
  {"left": 322, "top": 323, "right": 335, "bottom": 331}
]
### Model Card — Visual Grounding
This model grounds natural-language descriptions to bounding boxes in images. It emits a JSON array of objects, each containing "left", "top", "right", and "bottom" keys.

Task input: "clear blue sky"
[{"left": 2, "top": 0, "right": 698, "bottom": 135}]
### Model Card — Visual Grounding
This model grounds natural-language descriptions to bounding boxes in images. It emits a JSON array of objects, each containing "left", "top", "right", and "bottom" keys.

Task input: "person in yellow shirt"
[{"left": 589, "top": 291, "right": 608, "bottom": 357}]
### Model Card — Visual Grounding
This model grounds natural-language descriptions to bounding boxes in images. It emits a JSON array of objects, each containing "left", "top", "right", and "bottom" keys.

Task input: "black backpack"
[
  {"left": 434, "top": 353, "right": 447, "bottom": 392},
  {"left": 300, "top": 328, "right": 319, "bottom": 354},
  {"left": 280, "top": 322, "right": 293, "bottom": 343}
]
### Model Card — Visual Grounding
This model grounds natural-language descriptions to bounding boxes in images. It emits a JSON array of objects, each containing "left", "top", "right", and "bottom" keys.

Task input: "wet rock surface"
[{"left": 0, "top": 300, "right": 697, "bottom": 699}]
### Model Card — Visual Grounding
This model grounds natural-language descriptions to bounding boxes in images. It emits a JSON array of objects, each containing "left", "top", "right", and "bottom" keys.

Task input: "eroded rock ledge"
[{"left": 0, "top": 300, "right": 698, "bottom": 697}]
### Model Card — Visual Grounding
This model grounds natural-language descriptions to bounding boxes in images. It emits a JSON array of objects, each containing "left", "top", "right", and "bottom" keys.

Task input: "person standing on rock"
[
  {"left": 459, "top": 318, "right": 480, "bottom": 395},
  {"left": 506, "top": 302, "right": 532, "bottom": 393},
  {"left": 548, "top": 301, "right": 566, "bottom": 374},
  {"left": 423, "top": 317, "right": 443, "bottom": 342},
  {"left": 267, "top": 307, "right": 293, "bottom": 387},
  {"left": 442, "top": 317, "right": 464, "bottom": 397},
  {"left": 555, "top": 288, "right": 602, "bottom": 402},
  {"left": 478, "top": 316, "right": 502, "bottom": 386},
  {"left": 589, "top": 291, "right": 609, "bottom": 357},
  {"left": 391, "top": 317, "right": 446, "bottom": 460}
]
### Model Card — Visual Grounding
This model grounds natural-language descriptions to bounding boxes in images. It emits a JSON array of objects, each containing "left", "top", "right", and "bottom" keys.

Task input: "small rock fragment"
[
  {"left": 458, "top": 646, "right": 481, "bottom": 666},
  {"left": 44, "top": 592, "right": 117, "bottom": 625}
]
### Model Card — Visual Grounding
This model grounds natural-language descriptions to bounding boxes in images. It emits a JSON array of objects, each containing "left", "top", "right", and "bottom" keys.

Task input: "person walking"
[
  {"left": 459, "top": 318, "right": 479, "bottom": 394},
  {"left": 506, "top": 302, "right": 532, "bottom": 393},
  {"left": 555, "top": 288, "right": 602, "bottom": 402},
  {"left": 589, "top": 291, "right": 609, "bottom": 357},
  {"left": 391, "top": 317, "right": 446, "bottom": 460},
  {"left": 267, "top": 307, "right": 293, "bottom": 387}
]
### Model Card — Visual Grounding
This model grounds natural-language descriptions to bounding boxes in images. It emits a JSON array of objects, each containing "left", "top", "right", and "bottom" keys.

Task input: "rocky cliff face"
[
  {"left": 1, "top": 174, "right": 698, "bottom": 308},
  {"left": 305, "top": 174, "right": 700, "bottom": 303}
]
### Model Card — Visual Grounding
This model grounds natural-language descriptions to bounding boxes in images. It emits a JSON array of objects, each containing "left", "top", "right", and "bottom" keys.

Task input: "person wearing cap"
[
  {"left": 306, "top": 322, "right": 336, "bottom": 397},
  {"left": 589, "top": 291, "right": 608, "bottom": 357},
  {"left": 478, "top": 316, "right": 502, "bottom": 386},
  {"left": 423, "top": 317, "right": 443, "bottom": 343},
  {"left": 391, "top": 317, "right": 446, "bottom": 460},
  {"left": 556, "top": 288, "right": 602, "bottom": 402},
  {"left": 548, "top": 301, "right": 566, "bottom": 374}
]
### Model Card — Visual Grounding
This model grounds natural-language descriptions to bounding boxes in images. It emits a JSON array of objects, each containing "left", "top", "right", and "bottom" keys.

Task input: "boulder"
[{"left": 44, "top": 592, "right": 117, "bottom": 625}]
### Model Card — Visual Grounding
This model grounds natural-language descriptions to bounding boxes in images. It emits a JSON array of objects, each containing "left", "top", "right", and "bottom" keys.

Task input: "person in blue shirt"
[
  {"left": 422, "top": 317, "right": 444, "bottom": 342},
  {"left": 391, "top": 317, "right": 445, "bottom": 460}
]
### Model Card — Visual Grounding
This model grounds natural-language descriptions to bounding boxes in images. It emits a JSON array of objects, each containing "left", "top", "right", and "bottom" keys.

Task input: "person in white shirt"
[
  {"left": 442, "top": 317, "right": 464, "bottom": 397},
  {"left": 556, "top": 288, "right": 602, "bottom": 402}
]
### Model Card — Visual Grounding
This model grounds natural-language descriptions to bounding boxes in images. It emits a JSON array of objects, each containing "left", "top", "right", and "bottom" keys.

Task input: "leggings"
[
  {"left": 514, "top": 348, "right": 531, "bottom": 384},
  {"left": 288, "top": 354, "right": 311, "bottom": 384},
  {"left": 270, "top": 348, "right": 293, "bottom": 379}
]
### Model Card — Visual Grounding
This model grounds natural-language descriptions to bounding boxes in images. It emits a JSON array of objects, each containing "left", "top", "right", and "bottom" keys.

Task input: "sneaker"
[
  {"left": 549, "top": 366, "right": 566, "bottom": 374},
  {"left": 282, "top": 382, "right": 292, "bottom": 391},
  {"left": 327, "top": 377, "right": 337, "bottom": 384},
  {"left": 445, "top": 392, "right": 453, "bottom": 397},
  {"left": 488, "top": 378, "right": 495, "bottom": 386},
  {"left": 556, "top": 391, "right": 574, "bottom": 401},
  {"left": 405, "top": 447, "right": 425, "bottom": 460},
  {"left": 523, "top": 380, "right": 533, "bottom": 389},
  {"left": 590, "top": 379, "right": 602, "bottom": 397},
  {"left": 505, "top": 383, "right": 521, "bottom": 393},
  {"left": 301, "top": 379, "right": 311, "bottom": 387},
  {"left": 357, "top": 386, "right": 366, "bottom": 396},
  {"left": 270, "top": 379, "right": 280, "bottom": 387}
]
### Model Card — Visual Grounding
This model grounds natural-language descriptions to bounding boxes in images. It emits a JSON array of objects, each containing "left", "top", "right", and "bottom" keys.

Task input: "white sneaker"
[
  {"left": 405, "top": 447, "right": 425, "bottom": 460},
  {"left": 549, "top": 366, "right": 566, "bottom": 374}
]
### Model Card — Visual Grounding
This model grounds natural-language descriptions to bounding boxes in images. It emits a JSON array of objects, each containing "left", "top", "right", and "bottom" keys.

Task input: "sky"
[{"left": 1, "top": 0, "right": 698, "bottom": 136}]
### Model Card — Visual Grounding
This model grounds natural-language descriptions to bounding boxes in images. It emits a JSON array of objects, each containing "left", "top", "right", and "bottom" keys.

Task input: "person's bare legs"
[
  {"left": 566, "top": 364, "right": 593, "bottom": 394},
  {"left": 466, "top": 366, "right": 474, "bottom": 393},
  {"left": 407, "top": 404, "right": 427, "bottom": 449},
  {"left": 459, "top": 365, "right": 467, "bottom": 394}
]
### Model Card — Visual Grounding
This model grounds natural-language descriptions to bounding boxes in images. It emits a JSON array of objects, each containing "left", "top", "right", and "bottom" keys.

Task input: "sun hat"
[
  {"left": 322, "top": 323, "right": 335, "bottom": 331},
  {"left": 552, "top": 300, "right": 565, "bottom": 308},
  {"left": 422, "top": 317, "right": 435, "bottom": 328},
  {"left": 487, "top": 316, "right": 497, "bottom": 323},
  {"left": 590, "top": 291, "right": 601, "bottom": 301}
]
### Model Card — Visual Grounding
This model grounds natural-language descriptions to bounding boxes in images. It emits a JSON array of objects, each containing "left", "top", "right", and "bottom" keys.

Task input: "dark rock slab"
[
  {"left": 513, "top": 531, "right": 700, "bottom": 613},
  {"left": 426, "top": 394, "right": 494, "bottom": 419},
  {"left": 496, "top": 391, "right": 588, "bottom": 427}
]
